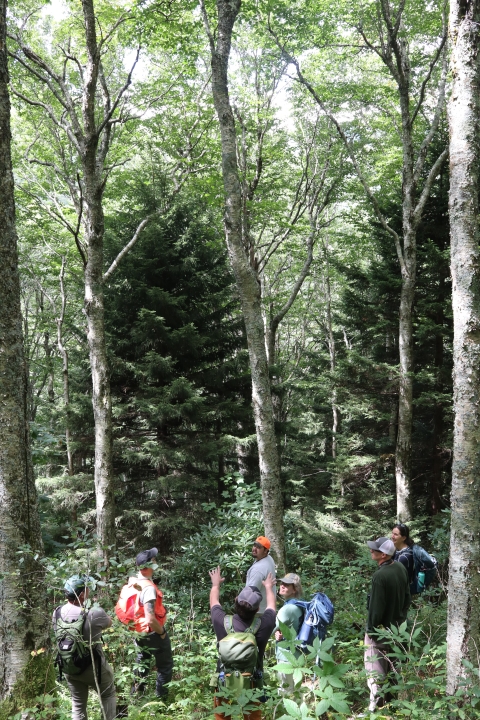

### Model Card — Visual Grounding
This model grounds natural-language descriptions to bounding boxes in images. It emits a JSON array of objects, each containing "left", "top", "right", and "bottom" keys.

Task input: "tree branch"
[
  {"left": 413, "top": 148, "right": 448, "bottom": 226},
  {"left": 271, "top": 35, "right": 405, "bottom": 275},
  {"left": 103, "top": 214, "right": 155, "bottom": 281}
]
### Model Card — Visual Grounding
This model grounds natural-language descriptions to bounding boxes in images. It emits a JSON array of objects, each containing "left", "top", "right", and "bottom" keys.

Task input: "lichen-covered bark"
[
  {"left": 446, "top": 0, "right": 480, "bottom": 694},
  {"left": 0, "top": 0, "right": 48, "bottom": 696},
  {"left": 81, "top": 0, "right": 115, "bottom": 561},
  {"left": 204, "top": 0, "right": 285, "bottom": 569}
]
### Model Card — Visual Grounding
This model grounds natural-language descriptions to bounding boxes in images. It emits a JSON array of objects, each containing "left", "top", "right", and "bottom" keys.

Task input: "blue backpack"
[
  {"left": 411, "top": 545, "right": 438, "bottom": 594},
  {"left": 286, "top": 592, "right": 334, "bottom": 647}
]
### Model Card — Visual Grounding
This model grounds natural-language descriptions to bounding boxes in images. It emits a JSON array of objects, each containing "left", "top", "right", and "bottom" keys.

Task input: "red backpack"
[
  {"left": 115, "top": 579, "right": 141, "bottom": 626},
  {"left": 115, "top": 577, "right": 166, "bottom": 632}
]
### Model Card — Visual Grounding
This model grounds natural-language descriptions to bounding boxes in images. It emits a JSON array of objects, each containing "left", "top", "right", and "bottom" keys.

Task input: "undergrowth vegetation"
[{"left": 13, "top": 481, "right": 477, "bottom": 720}]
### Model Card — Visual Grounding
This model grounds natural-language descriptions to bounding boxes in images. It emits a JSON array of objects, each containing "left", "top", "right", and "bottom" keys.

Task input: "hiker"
[
  {"left": 245, "top": 536, "right": 276, "bottom": 614},
  {"left": 53, "top": 574, "right": 116, "bottom": 720},
  {"left": 391, "top": 523, "right": 438, "bottom": 594},
  {"left": 391, "top": 523, "right": 415, "bottom": 585},
  {"left": 365, "top": 537, "right": 411, "bottom": 713},
  {"left": 131, "top": 547, "right": 173, "bottom": 698},
  {"left": 274, "top": 573, "right": 304, "bottom": 694},
  {"left": 209, "top": 566, "right": 276, "bottom": 720}
]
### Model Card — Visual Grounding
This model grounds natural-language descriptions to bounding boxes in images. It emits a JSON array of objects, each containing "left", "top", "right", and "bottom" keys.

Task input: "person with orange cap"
[{"left": 245, "top": 536, "right": 276, "bottom": 614}]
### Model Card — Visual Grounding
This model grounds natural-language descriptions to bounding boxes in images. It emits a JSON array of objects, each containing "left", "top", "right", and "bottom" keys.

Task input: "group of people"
[
  {"left": 53, "top": 524, "right": 418, "bottom": 719},
  {"left": 54, "top": 547, "right": 172, "bottom": 720}
]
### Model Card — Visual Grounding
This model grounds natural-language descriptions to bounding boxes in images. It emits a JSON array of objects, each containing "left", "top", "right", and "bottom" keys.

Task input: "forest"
[{"left": 0, "top": 0, "right": 479, "bottom": 717}]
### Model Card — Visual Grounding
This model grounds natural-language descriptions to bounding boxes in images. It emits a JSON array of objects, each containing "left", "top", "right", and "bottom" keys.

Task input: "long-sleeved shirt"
[{"left": 366, "top": 559, "right": 411, "bottom": 636}]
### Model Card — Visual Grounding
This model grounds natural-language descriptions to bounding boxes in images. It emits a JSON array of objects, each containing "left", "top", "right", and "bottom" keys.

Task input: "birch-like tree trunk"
[
  {"left": 0, "top": 0, "right": 48, "bottom": 695},
  {"left": 446, "top": 0, "right": 480, "bottom": 694},
  {"left": 322, "top": 239, "right": 340, "bottom": 461},
  {"left": 201, "top": 0, "right": 286, "bottom": 569},
  {"left": 57, "top": 257, "right": 74, "bottom": 476}
]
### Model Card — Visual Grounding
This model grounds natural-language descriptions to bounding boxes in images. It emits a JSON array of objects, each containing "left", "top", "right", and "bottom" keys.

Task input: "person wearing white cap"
[{"left": 364, "top": 536, "right": 411, "bottom": 713}]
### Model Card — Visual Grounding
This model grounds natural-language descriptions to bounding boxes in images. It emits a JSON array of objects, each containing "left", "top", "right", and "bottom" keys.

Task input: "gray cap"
[
  {"left": 237, "top": 585, "right": 262, "bottom": 610},
  {"left": 366, "top": 537, "right": 395, "bottom": 556},
  {"left": 136, "top": 547, "right": 158, "bottom": 566},
  {"left": 278, "top": 573, "right": 300, "bottom": 585}
]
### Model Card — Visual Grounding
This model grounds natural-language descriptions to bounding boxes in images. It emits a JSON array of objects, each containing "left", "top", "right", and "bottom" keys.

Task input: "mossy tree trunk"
[{"left": 0, "top": 0, "right": 48, "bottom": 698}]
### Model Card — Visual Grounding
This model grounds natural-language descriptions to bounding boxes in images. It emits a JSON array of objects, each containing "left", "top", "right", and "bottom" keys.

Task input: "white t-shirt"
[{"left": 137, "top": 572, "right": 157, "bottom": 606}]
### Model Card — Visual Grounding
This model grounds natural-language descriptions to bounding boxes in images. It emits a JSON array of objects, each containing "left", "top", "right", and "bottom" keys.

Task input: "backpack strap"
[
  {"left": 53, "top": 606, "right": 62, "bottom": 631},
  {"left": 247, "top": 617, "right": 262, "bottom": 635},
  {"left": 223, "top": 615, "right": 261, "bottom": 635},
  {"left": 223, "top": 615, "right": 234, "bottom": 634}
]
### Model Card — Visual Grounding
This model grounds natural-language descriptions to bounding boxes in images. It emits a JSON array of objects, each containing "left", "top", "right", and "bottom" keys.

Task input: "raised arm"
[
  {"left": 209, "top": 566, "right": 225, "bottom": 609},
  {"left": 262, "top": 572, "right": 277, "bottom": 613}
]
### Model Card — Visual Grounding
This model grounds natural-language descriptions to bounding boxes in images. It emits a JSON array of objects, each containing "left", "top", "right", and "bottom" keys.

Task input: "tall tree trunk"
[
  {"left": 202, "top": 0, "right": 285, "bottom": 570},
  {"left": 396, "top": 265, "right": 415, "bottom": 520},
  {"left": 44, "top": 331, "right": 55, "bottom": 404},
  {"left": 81, "top": 0, "right": 115, "bottom": 563},
  {"left": 446, "top": 0, "right": 480, "bottom": 695},
  {"left": 0, "top": 0, "right": 48, "bottom": 695},
  {"left": 431, "top": 313, "right": 445, "bottom": 514},
  {"left": 57, "top": 257, "right": 74, "bottom": 476},
  {"left": 83, "top": 181, "right": 114, "bottom": 561},
  {"left": 323, "top": 240, "right": 340, "bottom": 461},
  {"left": 386, "top": 329, "right": 398, "bottom": 445}
]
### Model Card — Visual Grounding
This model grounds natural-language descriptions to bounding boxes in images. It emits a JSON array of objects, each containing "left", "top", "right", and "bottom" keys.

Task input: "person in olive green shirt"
[
  {"left": 274, "top": 573, "right": 303, "bottom": 694},
  {"left": 364, "top": 537, "right": 411, "bottom": 713}
]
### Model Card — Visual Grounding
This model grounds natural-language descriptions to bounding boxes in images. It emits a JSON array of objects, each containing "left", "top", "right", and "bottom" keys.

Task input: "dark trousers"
[{"left": 134, "top": 631, "right": 173, "bottom": 697}]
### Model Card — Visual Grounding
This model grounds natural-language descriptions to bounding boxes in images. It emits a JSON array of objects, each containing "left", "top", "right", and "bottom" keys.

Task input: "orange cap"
[{"left": 255, "top": 536, "right": 271, "bottom": 550}]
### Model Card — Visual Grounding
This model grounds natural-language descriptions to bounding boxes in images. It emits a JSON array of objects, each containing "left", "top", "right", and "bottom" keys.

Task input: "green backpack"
[
  {"left": 217, "top": 616, "right": 262, "bottom": 693},
  {"left": 53, "top": 607, "right": 94, "bottom": 678}
]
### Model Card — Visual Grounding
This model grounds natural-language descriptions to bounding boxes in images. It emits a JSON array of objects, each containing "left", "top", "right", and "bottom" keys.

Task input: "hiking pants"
[
  {"left": 214, "top": 694, "right": 262, "bottom": 720},
  {"left": 364, "top": 633, "right": 396, "bottom": 712},
  {"left": 134, "top": 631, "right": 173, "bottom": 697},
  {"left": 66, "top": 658, "right": 116, "bottom": 720}
]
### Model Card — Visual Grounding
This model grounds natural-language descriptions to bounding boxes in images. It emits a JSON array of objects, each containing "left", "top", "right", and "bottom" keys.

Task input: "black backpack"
[{"left": 53, "top": 607, "right": 96, "bottom": 679}]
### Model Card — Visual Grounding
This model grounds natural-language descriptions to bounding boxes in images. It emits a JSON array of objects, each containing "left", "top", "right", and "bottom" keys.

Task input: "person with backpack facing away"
[
  {"left": 209, "top": 566, "right": 276, "bottom": 720},
  {"left": 52, "top": 574, "right": 116, "bottom": 720},
  {"left": 129, "top": 547, "right": 173, "bottom": 698},
  {"left": 391, "top": 523, "right": 438, "bottom": 593},
  {"left": 274, "top": 573, "right": 304, "bottom": 694}
]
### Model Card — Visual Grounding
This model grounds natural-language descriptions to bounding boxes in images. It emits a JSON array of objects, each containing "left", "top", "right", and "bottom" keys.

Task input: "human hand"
[
  {"left": 275, "top": 630, "right": 283, "bottom": 641},
  {"left": 262, "top": 572, "right": 276, "bottom": 589},
  {"left": 209, "top": 566, "right": 225, "bottom": 587}
]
